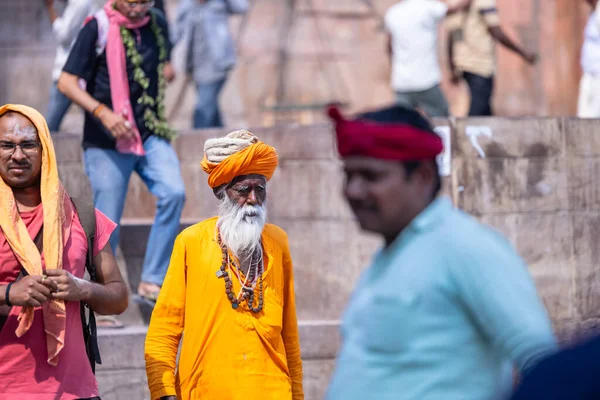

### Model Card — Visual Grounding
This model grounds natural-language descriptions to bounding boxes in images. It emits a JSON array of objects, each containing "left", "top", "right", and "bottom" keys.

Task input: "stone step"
[
  {"left": 116, "top": 217, "right": 379, "bottom": 326},
  {"left": 96, "top": 320, "right": 340, "bottom": 400},
  {"left": 112, "top": 220, "right": 195, "bottom": 325}
]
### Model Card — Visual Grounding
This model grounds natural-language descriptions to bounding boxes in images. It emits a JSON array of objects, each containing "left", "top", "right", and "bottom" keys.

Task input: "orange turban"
[{"left": 200, "top": 130, "right": 278, "bottom": 188}]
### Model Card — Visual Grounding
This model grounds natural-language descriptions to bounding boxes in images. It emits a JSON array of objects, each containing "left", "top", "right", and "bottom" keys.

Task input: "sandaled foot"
[
  {"left": 96, "top": 315, "right": 125, "bottom": 329},
  {"left": 134, "top": 282, "right": 161, "bottom": 306}
]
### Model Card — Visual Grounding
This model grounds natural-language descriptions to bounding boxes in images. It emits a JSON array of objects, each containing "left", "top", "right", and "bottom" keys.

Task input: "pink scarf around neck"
[{"left": 104, "top": 1, "right": 150, "bottom": 156}]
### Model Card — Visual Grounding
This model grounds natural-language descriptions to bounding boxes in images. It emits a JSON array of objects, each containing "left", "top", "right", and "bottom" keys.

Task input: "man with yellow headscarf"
[
  {"left": 0, "top": 104, "right": 129, "bottom": 399},
  {"left": 145, "top": 130, "right": 304, "bottom": 400}
]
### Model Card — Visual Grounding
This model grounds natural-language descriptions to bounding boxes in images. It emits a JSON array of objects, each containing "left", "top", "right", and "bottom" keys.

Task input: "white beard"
[{"left": 217, "top": 196, "right": 266, "bottom": 261}]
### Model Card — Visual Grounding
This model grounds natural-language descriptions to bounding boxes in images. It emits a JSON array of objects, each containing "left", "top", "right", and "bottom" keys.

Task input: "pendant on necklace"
[
  {"left": 216, "top": 269, "right": 225, "bottom": 278},
  {"left": 232, "top": 303, "right": 239, "bottom": 309}
]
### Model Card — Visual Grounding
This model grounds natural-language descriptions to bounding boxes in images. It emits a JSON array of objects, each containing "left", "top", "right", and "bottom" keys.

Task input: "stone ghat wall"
[
  {"left": 0, "top": 0, "right": 590, "bottom": 132},
  {"left": 55, "top": 118, "right": 600, "bottom": 399},
  {"left": 447, "top": 117, "right": 600, "bottom": 342},
  {"left": 54, "top": 118, "right": 600, "bottom": 342}
]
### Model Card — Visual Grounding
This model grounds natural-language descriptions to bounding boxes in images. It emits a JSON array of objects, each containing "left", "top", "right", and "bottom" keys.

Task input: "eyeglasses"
[
  {"left": 124, "top": 0, "right": 155, "bottom": 9},
  {"left": 0, "top": 141, "right": 41, "bottom": 156}
]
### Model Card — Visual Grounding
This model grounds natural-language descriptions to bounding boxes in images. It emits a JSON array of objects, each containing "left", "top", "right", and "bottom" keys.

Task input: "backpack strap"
[
  {"left": 70, "top": 197, "right": 102, "bottom": 373},
  {"left": 94, "top": 8, "right": 109, "bottom": 56},
  {"left": 71, "top": 197, "right": 97, "bottom": 279}
]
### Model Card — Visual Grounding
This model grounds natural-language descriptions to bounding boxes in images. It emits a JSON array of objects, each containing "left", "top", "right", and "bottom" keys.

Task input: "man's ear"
[
  {"left": 213, "top": 184, "right": 227, "bottom": 200},
  {"left": 415, "top": 160, "right": 437, "bottom": 187}
]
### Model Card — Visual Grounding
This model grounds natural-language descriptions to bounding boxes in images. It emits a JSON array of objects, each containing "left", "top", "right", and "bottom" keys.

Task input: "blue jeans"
[
  {"left": 193, "top": 78, "right": 227, "bottom": 129},
  {"left": 47, "top": 83, "right": 72, "bottom": 132},
  {"left": 84, "top": 136, "right": 186, "bottom": 286}
]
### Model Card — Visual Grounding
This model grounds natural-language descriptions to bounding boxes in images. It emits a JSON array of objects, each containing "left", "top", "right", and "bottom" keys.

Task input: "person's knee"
[
  {"left": 193, "top": 107, "right": 215, "bottom": 129},
  {"left": 160, "top": 184, "right": 186, "bottom": 206},
  {"left": 88, "top": 173, "right": 128, "bottom": 194}
]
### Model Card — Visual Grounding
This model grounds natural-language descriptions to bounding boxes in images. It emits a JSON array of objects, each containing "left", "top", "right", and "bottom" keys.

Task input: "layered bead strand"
[{"left": 216, "top": 233, "right": 264, "bottom": 312}]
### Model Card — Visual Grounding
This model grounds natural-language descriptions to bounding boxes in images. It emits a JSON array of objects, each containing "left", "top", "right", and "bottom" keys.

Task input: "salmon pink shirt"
[{"left": 0, "top": 204, "right": 116, "bottom": 399}]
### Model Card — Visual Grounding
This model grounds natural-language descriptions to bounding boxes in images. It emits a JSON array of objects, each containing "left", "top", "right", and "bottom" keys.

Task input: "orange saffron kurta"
[{"left": 145, "top": 217, "right": 304, "bottom": 400}]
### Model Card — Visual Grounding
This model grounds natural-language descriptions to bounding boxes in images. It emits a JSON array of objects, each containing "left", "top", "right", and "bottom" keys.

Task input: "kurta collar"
[
  {"left": 408, "top": 196, "right": 453, "bottom": 233},
  {"left": 375, "top": 196, "right": 453, "bottom": 263}
]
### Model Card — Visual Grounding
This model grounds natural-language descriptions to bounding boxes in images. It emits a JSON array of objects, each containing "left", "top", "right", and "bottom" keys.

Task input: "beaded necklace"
[
  {"left": 215, "top": 233, "right": 264, "bottom": 312},
  {"left": 119, "top": 11, "right": 177, "bottom": 141}
]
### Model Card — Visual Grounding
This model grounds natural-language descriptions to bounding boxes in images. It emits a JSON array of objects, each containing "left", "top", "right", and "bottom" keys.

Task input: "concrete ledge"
[
  {"left": 298, "top": 320, "right": 341, "bottom": 360},
  {"left": 97, "top": 320, "right": 341, "bottom": 370},
  {"left": 97, "top": 326, "right": 148, "bottom": 371},
  {"left": 96, "top": 320, "right": 340, "bottom": 399}
]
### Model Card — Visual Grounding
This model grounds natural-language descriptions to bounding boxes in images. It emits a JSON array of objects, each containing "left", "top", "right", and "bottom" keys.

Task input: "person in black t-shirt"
[
  {"left": 57, "top": 0, "right": 185, "bottom": 304},
  {"left": 153, "top": 0, "right": 165, "bottom": 15}
]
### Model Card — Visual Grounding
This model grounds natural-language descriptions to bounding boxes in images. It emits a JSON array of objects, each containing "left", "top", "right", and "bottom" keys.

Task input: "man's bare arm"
[
  {"left": 0, "top": 285, "right": 7, "bottom": 308},
  {"left": 47, "top": 243, "right": 129, "bottom": 315},
  {"left": 44, "top": 0, "right": 59, "bottom": 24},
  {"left": 57, "top": 72, "right": 101, "bottom": 115},
  {"left": 447, "top": 30, "right": 461, "bottom": 83},
  {"left": 84, "top": 243, "right": 129, "bottom": 314},
  {"left": 488, "top": 26, "right": 537, "bottom": 64},
  {"left": 57, "top": 72, "right": 134, "bottom": 139}
]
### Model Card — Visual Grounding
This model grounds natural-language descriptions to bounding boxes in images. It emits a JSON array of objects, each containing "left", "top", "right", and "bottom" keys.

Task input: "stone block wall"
[
  {"left": 0, "top": 0, "right": 591, "bottom": 133},
  {"left": 51, "top": 117, "right": 600, "bottom": 398},
  {"left": 447, "top": 117, "right": 600, "bottom": 341},
  {"left": 52, "top": 118, "right": 600, "bottom": 337}
]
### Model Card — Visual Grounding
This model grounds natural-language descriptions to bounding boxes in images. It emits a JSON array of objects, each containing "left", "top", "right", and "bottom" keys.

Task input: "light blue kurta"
[{"left": 326, "top": 197, "right": 557, "bottom": 400}]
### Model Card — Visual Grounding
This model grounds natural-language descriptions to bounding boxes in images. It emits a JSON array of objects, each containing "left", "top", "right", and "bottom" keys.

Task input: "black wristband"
[{"left": 5, "top": 282, "right": 14, "bottom": 307}]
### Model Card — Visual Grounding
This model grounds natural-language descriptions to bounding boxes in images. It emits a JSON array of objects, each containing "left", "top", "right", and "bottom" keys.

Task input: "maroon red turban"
[{"left": 327, "top": 105, "right": 444, "bottom": 161}]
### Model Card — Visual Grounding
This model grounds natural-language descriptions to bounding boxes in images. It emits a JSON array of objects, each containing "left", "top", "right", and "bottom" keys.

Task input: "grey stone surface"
[
  {"left": 564, "top": 117, "right": 600, "bottom": 156},
  {"left": 453, "top": 118, "right": 564, "bottom": 159},
  {"left": 302, "top": 359, "right": 336, "bottom": 400},
  {"left": 482, "top": 213, "right": 575, "bottom": 321},
  {"left": 49, "top": 118, "right": 600, "bottom": 398},
  {"left": 454, "top": 157, "right": 568, "bottom": 215},
  {"left": 96, "top": 369, "right": 150, "bottom": 400},
  {"left": 96, "top": 361, "right": 336, "bottom": 400},
  {"left": 96, "top": 324, "right": 338, "bottom": 400},
  {"left": 53, "top": 121, "right": 600, "bottom": 330},
  {"left": 98, "top": 326, "right": 148, "bottom": 370}
]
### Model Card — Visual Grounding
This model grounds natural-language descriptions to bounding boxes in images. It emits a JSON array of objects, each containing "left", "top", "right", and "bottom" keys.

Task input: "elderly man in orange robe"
[{"left": 144, "top": 130, "right": 304, "bottom": 400}]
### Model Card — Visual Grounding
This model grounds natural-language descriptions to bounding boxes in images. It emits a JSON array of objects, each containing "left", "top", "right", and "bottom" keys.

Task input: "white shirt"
[
  {"left": 51, "top": 0, "right": 101, "bottom": 82},
  {"left": 581, "top": 9, "right": 600, "bottom": 75},
  {"left": 385, "top": 0, "right": 448, "bottom": 92}
]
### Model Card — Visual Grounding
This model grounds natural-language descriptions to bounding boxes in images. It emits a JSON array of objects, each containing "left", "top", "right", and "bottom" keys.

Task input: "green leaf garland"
[{"left": 120, "top": 13, "right": 177, "bottom": 142}]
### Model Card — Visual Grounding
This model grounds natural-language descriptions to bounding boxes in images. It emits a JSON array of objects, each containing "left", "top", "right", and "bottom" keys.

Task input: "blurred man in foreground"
[{"left": 325, "top": 104, "right": 557, "bottom": 399}]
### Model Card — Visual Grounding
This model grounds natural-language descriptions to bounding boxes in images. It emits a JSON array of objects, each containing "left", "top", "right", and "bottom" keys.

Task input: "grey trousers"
[{"left": 396, "top": 84, "right": 449, "bottom": 117}]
